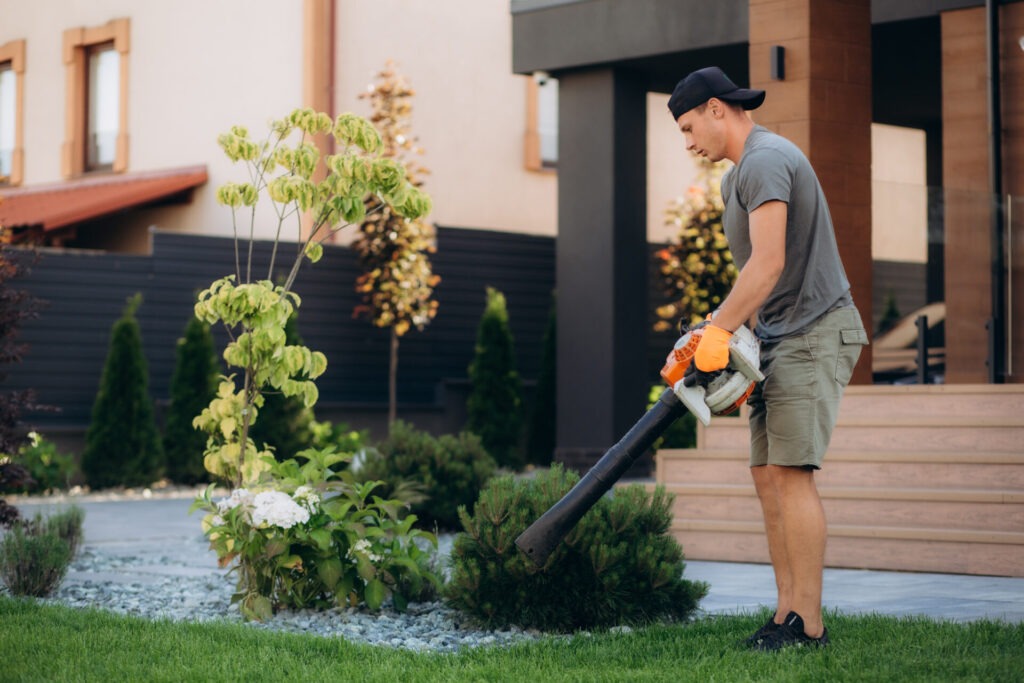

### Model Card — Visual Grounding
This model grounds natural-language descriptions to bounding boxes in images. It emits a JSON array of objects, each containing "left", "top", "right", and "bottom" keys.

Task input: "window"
[
  {"left": 63, "top": 19, "right": 129, "bottom": 177},
  {"left": 0, "top": 40, "right": 25, "bottom": 186},
  {"left": 524, "top": 74, "right": 558, "bottom": 171},
  {"left": 86, "top": 43, "right": 119, "bottom": 170}
]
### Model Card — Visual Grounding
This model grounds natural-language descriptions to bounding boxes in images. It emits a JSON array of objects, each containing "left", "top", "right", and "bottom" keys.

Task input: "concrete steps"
[{"left": 654, "top": 384, "right": 1024, "bottom": 577}]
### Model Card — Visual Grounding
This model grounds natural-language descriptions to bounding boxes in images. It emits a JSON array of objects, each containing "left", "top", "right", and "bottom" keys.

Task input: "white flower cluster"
[
  {"left": 292, "top": 485, "right": 320, "bottom": 513},
  {"left": 250, "top": 491, "right": 310, "bottom": 530},
  {"left": 347, "top": 538, "right": 383, "bottom": 563},
  {"left": 213, "top": 488, "right": 310, "bottom": 530},
  {"left": 217, "top": 488, "right": 254, "bottom": 514}
]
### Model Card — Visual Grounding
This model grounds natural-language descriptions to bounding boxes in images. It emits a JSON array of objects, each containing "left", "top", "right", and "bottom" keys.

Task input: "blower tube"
[{"left": 515, "top": 388, "right": 687, "bottom": 567}]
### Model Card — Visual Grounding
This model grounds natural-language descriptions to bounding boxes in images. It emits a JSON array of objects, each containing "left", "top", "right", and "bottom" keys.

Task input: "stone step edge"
[
  {"left": 670, "top": 519, "right": 1024, "bottom": 546},
  {"left": 703, "top": 415, "right": 1024, "bottom": 429},
  {"left": 646, "top": 482, "right": 1024, "bottom": 503},
  {"left": 656, "top": 448, "right": 1024, "bottom": 465}
]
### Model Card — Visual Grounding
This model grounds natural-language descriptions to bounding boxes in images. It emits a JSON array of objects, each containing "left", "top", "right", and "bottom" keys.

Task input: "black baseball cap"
[{"left": 668, "top": 67, "right": 765, "bottom": 119}]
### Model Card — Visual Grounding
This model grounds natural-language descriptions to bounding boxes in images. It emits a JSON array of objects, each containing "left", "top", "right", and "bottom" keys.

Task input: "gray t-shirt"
[{"left": 720, "top": 125, "right": 852, "bottom": 342}]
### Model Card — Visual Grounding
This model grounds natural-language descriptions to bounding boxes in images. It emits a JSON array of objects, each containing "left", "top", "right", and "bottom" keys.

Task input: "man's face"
[{"left": 675, "top": 100, "right": 726, "bottom": 162}]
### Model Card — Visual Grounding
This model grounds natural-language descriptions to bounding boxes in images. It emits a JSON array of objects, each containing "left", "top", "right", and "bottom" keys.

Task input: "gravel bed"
[{"left": 15, "top": 533, "right": 547, "bottom": 653}]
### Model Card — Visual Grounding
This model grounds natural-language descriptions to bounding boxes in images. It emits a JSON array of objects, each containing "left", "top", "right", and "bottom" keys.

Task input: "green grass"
[{"left": 3, "top": 597, "right": 1022, "bottom": 682}]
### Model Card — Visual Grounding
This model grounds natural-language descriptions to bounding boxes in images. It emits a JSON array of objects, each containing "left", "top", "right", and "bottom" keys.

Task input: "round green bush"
[
  {"left": 445, "top": 464, "right": 708, "bottom": 632},
  {"left": 358, "top": 421, "right": 496, "bottom": 531}
]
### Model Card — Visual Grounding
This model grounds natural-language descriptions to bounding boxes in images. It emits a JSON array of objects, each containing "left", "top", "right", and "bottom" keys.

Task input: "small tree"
[
  {"left": 81, "top": 294, "right": 163, "bottom": 489},
  {"left": 653, "top": 157, "right": 737, "bottom": 331},
  {"left": 351, "top": 62, "right": 439, "bottom": 429},
  {"left": 190, "top": 108, "right": 436, "bottom": 619},
  {"left": 249, "top": 313, "right": 314, "bottom": 461},
  {"left": 0, "top": 227, "right": 44, "bottom": 455},
  {"left": 524, "top": 292, "right": 556, "bottom": 466},
  {"left": 466, "top": 287, "right": 524, "bottom": 470},
  {"left": 163, "top": 316, "right": 219, "bottom": 484}
]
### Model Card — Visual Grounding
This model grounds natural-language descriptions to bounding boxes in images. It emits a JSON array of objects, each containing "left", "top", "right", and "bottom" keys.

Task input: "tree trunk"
[{"left": 388, "top": 328, "right": 399, "bottom": 429}]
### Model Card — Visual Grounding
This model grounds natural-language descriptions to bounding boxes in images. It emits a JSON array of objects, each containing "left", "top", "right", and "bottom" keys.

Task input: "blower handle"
[{"left": 514, "top": 388, "right": 687, "bottom": 567}]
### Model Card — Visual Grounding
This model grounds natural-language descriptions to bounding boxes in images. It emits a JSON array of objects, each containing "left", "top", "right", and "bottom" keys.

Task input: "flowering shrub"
[
  {"left": 191, "top": 108, "right": 436, "bottom": 620},
  {"left": 192, "top": 448, "right": 440, "bottom": 620}
]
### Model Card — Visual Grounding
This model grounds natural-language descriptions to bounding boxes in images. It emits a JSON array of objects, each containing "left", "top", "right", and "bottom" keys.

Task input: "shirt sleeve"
[{"left": 736, "top": 148, "right": 793, "bottom": 213}]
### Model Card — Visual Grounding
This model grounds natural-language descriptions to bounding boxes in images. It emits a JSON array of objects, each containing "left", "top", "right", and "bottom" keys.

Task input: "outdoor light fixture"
[
  {"left": 533, "top": 70, "right": 550, "bottom": 86},
  {"left": 770, "top": 45, "right": 785, "bottom": 80}
]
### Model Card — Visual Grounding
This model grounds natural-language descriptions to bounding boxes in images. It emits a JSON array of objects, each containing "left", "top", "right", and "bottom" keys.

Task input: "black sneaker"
[
  {"left": 752, "top": 611, "right": 829, "bottom": 651},
  {"left": 742, "top": 614, "right": 781, "bottom": 647}
]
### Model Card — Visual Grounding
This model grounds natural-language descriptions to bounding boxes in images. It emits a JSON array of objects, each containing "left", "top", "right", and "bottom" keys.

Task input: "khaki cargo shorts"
[{"left": 748, "top": 306, "right": 868, "bottom": 469}]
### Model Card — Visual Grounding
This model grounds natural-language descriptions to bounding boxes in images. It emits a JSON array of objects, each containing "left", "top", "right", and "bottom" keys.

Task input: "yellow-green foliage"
[{"left": 654, "top": 157, "right": 737, "bottom": 331}]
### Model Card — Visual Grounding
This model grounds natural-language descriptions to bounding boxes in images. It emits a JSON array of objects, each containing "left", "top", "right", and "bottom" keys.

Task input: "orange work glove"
[{"left": 694, "top": 324, "right": 733, "bottom": 372}]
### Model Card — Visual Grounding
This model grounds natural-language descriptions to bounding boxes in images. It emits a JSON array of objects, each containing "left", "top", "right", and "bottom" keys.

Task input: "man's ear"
[{"left": 707, "top": 98, "right": 725, "bottom": 118}]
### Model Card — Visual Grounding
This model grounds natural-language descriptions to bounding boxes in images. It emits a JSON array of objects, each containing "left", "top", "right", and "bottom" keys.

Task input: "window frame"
[
  {"left": 62, "top": 18, "right": 129, "bottom": 177},
  {"left": 0, "top": 39, "right": 26, "bottom": 186}
]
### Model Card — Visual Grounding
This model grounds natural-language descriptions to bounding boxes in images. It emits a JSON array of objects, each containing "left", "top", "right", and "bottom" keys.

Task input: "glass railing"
[{"left": 870, "top": 182, "right": 1021, "bottom": 385}]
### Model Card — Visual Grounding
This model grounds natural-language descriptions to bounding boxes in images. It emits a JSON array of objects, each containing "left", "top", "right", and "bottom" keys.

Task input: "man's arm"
[
  {"left": 693, "top": 199, "right": 787, "bottom": 371},
  {"left": 713, "top": 199, "right": 787, "bottom": 332}
]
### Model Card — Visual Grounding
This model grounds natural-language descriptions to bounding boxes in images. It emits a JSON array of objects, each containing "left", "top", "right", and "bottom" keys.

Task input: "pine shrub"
[
  {"left": 466, "top": 287, "right": 524, "bottom": 470},
  {"left": 525, "top": 295, "right": 556, "bottom": 466},
  {"left": 81, "top": 294, "right": 163, "bottom": 489},
  {"left": 358, "top": 421, "right": 496, "bottom": 530},
  {"left": 0, "top": 507, "right": 83, "bottom": 597},
  {"left": 249, "top": 314, "right": 314, "bottom": 461},
  {"left": 163, "top": 317, "right": 219, "bottom": 484},
  {"left": 445, "top": 465, "right": 708, "bottom": 632}
]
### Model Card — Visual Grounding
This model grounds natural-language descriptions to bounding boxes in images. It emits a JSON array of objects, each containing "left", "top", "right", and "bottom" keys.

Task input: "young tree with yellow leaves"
[{"left": 352, "top": 63, "right": 440, "bottom": 428}]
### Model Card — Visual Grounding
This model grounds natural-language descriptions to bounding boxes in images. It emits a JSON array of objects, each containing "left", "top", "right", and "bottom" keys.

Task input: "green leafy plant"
[
  {"left": 5, "top": 431, "right": 77, "bottom": 493},
  {"left": 191, "top": 450, "right": 440, "bottom": 620},
  {"left": 352, "top": 62, "right": 439, "bottom": 428},
  {"left": 446, "top": 464, "right": 708, "bottom": 632},
  {"left": 164, "top": 317, "right": 219, "bottom": 484},
  {"left": 466, "top": 287, "right": 524, "bottom": 470},
  {"left": 309, "top": 420, "right": 369, "bottom": 455},
  {"left": 654, "top": 157, "right": 737, "bottom": 331},
  {"left": 357, "top": 420, "right": 496, "bottom": 531},
  {"left": 525, "top": 293, "right": 556, "bottom": 466},
  {"left": 192, "top": 108, "right": 434, "bottom": 619},
  {"left": 81, "top": 294, "right": 164, "bottom": 490},
  {"left": 0, "top": 507, "right": 83, "bottom": 597}
]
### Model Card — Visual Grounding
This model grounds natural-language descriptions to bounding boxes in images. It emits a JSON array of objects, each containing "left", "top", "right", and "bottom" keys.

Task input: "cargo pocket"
[{"left": 836, "top": 328, "right": 869, "bottom": 385}]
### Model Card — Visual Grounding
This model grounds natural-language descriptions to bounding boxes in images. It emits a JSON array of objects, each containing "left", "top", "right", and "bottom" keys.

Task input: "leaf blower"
[{"left": 514, "top": 321, "right": 765, "bottom": 567}]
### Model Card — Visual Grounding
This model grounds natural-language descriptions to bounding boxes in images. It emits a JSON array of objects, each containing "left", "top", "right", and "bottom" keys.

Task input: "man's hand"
[{"left": 694, "top": 324, "right": 733, "bottom": 372}]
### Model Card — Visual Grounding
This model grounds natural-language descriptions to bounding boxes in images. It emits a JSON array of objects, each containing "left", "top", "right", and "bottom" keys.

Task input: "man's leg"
[
  {"left": 751, "top": 464, "right": 792, "bottom": 623},
  {"left": 766, "top": 463, "right": 827, "bottom": 638}
]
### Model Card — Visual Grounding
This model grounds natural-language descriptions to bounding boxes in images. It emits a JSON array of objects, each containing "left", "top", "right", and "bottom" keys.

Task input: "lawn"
[{"left": 3, "top": 597, "right": 1022, "bottom": 682}]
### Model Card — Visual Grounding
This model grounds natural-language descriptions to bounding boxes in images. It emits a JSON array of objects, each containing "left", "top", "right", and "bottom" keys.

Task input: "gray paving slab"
[{"left": 13, "top": 496, "right": 1024, "bottom": 623}]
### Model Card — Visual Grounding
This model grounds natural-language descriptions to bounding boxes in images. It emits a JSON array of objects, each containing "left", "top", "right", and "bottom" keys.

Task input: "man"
[{"left": 667, "top": 67, "right": 868, "bottom": 650}]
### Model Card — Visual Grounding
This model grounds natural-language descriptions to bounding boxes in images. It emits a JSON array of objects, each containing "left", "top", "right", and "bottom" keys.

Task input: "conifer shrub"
[
  {"left": 163, "top": 317, "right": 219, "bottom": 484},
  {"left": 81, "top": 295, "right": 163, "bottom": 489},
  {"left": 445, "top": 465, "right": 708, "bottom": 632},
  {"left": 357, "top": 420, "right": 496, "bottom": 530},
  {"left": 0, "top": 507, "right": 83, "bottom": 597},
  {"left": 249, "top": 314, "right": 315, "bottom": 461},
  {"left": 466, "top": 287, "right": 524, "bottom": 470}
]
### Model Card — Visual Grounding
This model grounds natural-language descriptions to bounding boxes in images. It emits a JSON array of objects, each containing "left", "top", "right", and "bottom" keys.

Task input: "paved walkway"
[{"left": 15, "top": 496, "right": 1024, "bottom": 623}]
